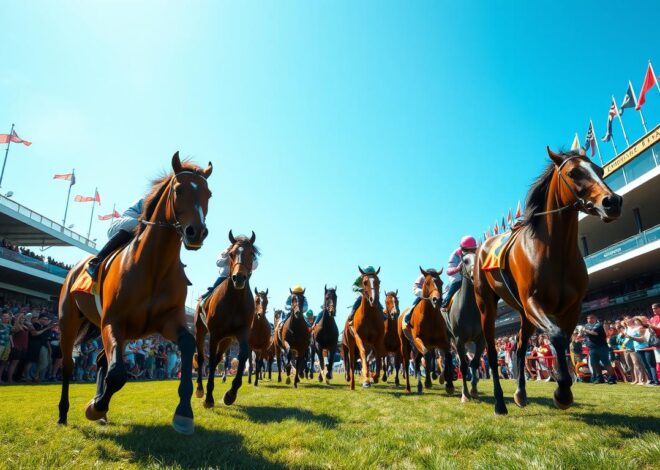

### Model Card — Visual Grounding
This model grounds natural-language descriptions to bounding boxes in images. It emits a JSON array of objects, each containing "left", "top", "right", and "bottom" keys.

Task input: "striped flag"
[
  {"left": 501, "top": 217, "right": 506, "bottom": 232},
  {"left": 507, "top": 208, "right": 513, "bottom": 226},
  {"left": 493, "top": 221, "right": 499, "bottom": 235},
  {"left": 584, "top": 122, "right": 596, "bottom": 157},
  {"left": 571, "top": 133, "right": 580, "bottom": 151},
  {"left": 515, "top": 200, "right": 522, "bottom": 219},
  {"left": 75, "top": 190, "right": 101, "bottom": 205},
  {"left": 619, "top": 82, "right": 637, "bottom": 115},
  {"left": 0, "top": 129, "right": 32, "bottom": 146},
  {"left": 98, "top": 210, "right": 121, "bottom": 221},
  {"left": 53, "top": 173, "right": 76, "bottom": 185},
  {"left": 601, "top": 101, "right": 617, "bottom": 142}
]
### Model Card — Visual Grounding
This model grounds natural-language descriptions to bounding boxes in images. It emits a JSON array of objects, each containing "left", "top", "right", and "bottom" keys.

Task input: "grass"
[{"left": 0, "top": 374, "right": 658, "bottom": 469}]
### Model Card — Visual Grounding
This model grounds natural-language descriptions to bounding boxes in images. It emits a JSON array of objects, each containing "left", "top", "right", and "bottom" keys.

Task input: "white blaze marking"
[{"left": 579, "top": 161, "right": 601, "bottom": 182}]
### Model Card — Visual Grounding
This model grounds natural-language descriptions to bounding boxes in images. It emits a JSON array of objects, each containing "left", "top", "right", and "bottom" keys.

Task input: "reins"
[{"left": 532, "top": 156, "right": 594, "bottom": 217}]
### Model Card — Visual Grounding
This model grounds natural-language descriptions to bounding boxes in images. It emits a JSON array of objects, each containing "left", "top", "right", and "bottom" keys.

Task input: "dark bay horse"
[
  {"left": 276, "top": 290, "right": 311, "bottom": 388},
  {"left": 311, "top": 286, "right": 339, "bottom": 384},
  {"left": 448, "top": 252, "right": 485, "bottom": 402},
  {"left": 58, "top": 153, "right": 213, "bottom": 434},
  {"left": 248, "top": 288, "right": 270, "bottom": 386},
  {"left": 342, "top": 267, "right": 385, "bottom": 390},
  {"left": 475, "top": 148, "right": 622, "bottom": 415},
  {"left": 381, "top": 290, "right": 403, "bottom": 387},
  {"left": 266, "top": 310, "right": 283, "bottom": 381},
  {"left": 194, "top": 231, "right": 258, "bottom": 408},
  {"left": 398, "top": 267, "right": 454, "bottom": 394}
]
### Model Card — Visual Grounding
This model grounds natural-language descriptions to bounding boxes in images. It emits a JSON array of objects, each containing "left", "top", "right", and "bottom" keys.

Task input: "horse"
[
  {"left": 265, "top": 309, "right": 283, "bottom": 381},
  {"left": 194, "top": 231, "right": 259, "bottom": 408},
  {"left": 398, "top": 267, "right": 454, "bottom": 394},
  {"left": 381, "top": 290, "right": 403, "bottom": 387},
  {"left": 342, "top": 267, "right": 385, "bottom": 390},
  {"left": 57, "top": 152, "right": 213, "bottom": 435},
  {"left": 311, "top": 285, "right": 339, "bottom": 384},
  {"left": 474, "top": 148, "right": 622, "bottom": 415},
  {"left": 247, "top": 287, "right": 271, "bottom": 387},
  {"left": 448, "top": 251, "right": 485, "bottom": 402},
  {"left": 276, "top": 290, "right": 311, "bottom": 388}
]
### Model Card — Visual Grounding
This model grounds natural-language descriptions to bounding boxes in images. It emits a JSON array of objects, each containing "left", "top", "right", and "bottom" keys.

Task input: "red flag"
[
  {"left": 507, "top": 209, "right": 513, "bottom": 226},
  {"left": 94, "top": 190, "right": 101, "bottom": 205},
  {"left": 0, "top": 130, "right": 32, "bottom": 146},
  {"left": 636, "top": 63, "right": 658, "bottom": 110},
  {"left": 74, "top": 195, "right": 95, "bottom": 203},
  {"left": 98, "top": 210, "right": 120, "bottom": 221},
  {"left": 53, "top": 173, "right": 74, "bottom": 181},
  {"left": 515, "top": 200, "right": 522, "bottom": 219},
  {"left": 493, "top": 221, "right": 499, "bottom": 235}
]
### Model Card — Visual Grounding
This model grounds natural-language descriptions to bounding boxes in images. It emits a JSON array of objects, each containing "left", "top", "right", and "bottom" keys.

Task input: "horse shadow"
[
  {"left": 571, "top": 411, "right": 660, "bottom": 438},
  {"left": 81, "top": 424, "right": 285, "bottom": 469},
  {"left": 236, "top": 405, "right": 339, "bottom": 428}
]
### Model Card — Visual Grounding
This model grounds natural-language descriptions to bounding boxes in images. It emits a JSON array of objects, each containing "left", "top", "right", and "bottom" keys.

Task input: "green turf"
[{"left": 1, "top": 374, "right": 658, "bottom": 469}]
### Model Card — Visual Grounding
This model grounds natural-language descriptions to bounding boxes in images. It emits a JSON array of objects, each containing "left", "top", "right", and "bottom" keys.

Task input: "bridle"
[
  {"left": 461, "top": 253, "right": 474, "bottom": 285},
  {"left": 255, "top": 292, "right": 267, "bottom": 317},
  {"left": 533, "top": 156, "right": 595, "bottom": 217},
  {"left": 421, "top": 275, "right": 442, "bottom": 302},
  {"left": 324, "top": 292, "right": 336, "bottom": 317},
  {"left": 139, "top": 170, "right": 208, "bottom": 237},
  {"left": 385, "top": 293, "right": 399, "bottom": 318}
]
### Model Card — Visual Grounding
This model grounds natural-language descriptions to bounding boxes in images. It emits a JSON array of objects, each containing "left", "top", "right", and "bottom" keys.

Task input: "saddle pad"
[
  {"left": 481, "top": 231, "right": 514, "bottom": 272},
  {"left": 72, "top": 262, "right": 96, "bottom": 295}
]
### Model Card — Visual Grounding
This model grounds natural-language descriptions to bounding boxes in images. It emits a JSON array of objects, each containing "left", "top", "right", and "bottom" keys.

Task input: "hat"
[
  {"left": 306, "top": 310, "right": 314, "bottom": 318},
  {"left": 291, "top": 285, "right": 305, "bottom": 294}
]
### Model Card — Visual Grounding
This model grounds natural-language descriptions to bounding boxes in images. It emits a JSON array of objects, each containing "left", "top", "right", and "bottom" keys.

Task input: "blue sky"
[{"left": 2, "top": 1, "right": 660, "bottom": 323}]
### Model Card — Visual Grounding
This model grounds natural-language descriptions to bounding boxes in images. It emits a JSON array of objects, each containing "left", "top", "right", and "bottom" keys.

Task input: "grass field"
[{"left": 1, "top": 375, "right": 658, "bottom": 469}]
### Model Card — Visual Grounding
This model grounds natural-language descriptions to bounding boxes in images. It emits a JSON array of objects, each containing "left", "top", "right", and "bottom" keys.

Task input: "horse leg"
[
  {"left": 401, "top": 340, "right": 411, "bottom": 393},
  {"left": 347, "top": 339, "right": 356, "bottom": 390},
  {"left": 353, "top": 334, "right": 371, "bottom": 388},
  {"left": 87, "top": 325, "right": 126, "bottom": 421},
  {"left": 93, "top": 353, "right": 109, "bottom": 423},
  {"left": 277, "top": 349, "right": 283, "bottom": 383},
  {"left": 456, "top": 338, "right": 470, "bottom": 402},
  {"left": 414, "top": 352, "right": 423, "bottom": 394},
  {"left": 285, "top": 350, "right": 292, "bottom": 385},
  {"left": 443, "top": 348, "right": 455, "bottom": 395},
  {"left": 470, "top": 337, "right": 485, "bottom": 398},
  {"left": 172, "top": 326, "right": 196, "bottom": 434},
  {"left": 327, "top": 345, "right": 335, "bottom": 382},
  {"left": 394, "top": 354, "right": 401, "bottom": 387},
  {"left": 57, "top": 305, "right": 81, "bottom": 426},
  {"left": 514, "top": 321, "right": 534, "bottom": 407},
  {"left": 548, "top": 326, "right": 574, "bottom": 409},
  {"left": 254, "top": 352, "right": 260, "bottom": 387},
  {"left": 381, "top": 357, "right": 388, "bottom": 383},
  {"left": 194, "top": 323, "right": 206, "bottom": 398},
  {"left": 204, "top": 335, "right": 221, "bottom": 408},
  {"left": 424, "top": 351, "right": 434, "bottom": 389},
  {"left": 225, "top": 333, "right": 249, "bottom": 406},
  {"left": 247, "top": 351, "right": 252, "bottom": 385}
]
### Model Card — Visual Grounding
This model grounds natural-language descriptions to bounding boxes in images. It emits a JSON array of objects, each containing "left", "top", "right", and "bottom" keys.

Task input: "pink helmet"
[{"left": 460, "top": 235, "right": 477, "bottom": 250}]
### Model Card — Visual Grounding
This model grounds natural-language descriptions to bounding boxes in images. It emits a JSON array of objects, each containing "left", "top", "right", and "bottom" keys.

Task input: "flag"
[
  {"left": 493, "top": 221, "right": 499, "bottom": 235},
  {"left": 584, "top": 122, "right": 596, "bottom": 157},
  {"left": 636, "top": 63, "right": 658, "bottom": 110},
  {"left": 98, "top": 210, "right": 120, "bottom": 221},
  {"left": 515, "top": 200, "right": 522, "bottom": 219},
  {"left": 0, "top": 129, "right": 32, "bottom": 146},
  {"left": 507, "top": 208, "right": 513, "bottom": 226},
  {"left": 571, "top": 133, "right": 580, "bottom": 151},
  {"left": 53, "top": 173, "right": 76, "bottom": 185},
  {"left": 601, "top": 101, "right": 617, "bottom": 142},
  {"left": 501, "top": 217, "right": 506, "bottom": 232},
  {"left": 619, "top": 82, "right": 637, "bottom": 115},
  {"left": 75, "top": 190, "right": 101, "bottom": 204}
]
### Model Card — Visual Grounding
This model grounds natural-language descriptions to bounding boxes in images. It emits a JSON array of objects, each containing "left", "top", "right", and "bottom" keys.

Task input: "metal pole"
[
  {"left": 612, "top": 95, "right": 630, "bottom": 147},
  {"left": 651, "top": 60, "right": 660, "bottom": 94},
  {"left": 0, "top": 123, "right": 14, "bottom": 188},
  {"left": 62, "top": 168, "right": 75, "bottom": 227},
  {"left": 630, "top": 80, "right": 658, "bottom": 165},
  {"left": 610, "top": 133, "right": 618, "bottom": 156},
  {"left": 591, "top": 119, "right": 604, "bottom": 166},
  {"left": 87, "top": 187, "right": 97, "bottom": 240},
  {"left": 111, "top": 203, "right": 116, "bottom": 220}
]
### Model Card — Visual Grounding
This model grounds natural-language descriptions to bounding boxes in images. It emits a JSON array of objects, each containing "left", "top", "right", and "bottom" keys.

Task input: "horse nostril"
[
  {"left": 185, "top": 225, "right": 196, "bottom": 238},
  {"left": 602, "top": 196, "right": 612, "bottom": 208},
  {"left": 201, "top": 227, "right": 209, "bottom": 240}
]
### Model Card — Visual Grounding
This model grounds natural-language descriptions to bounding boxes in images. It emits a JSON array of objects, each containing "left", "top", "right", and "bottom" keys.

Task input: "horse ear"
[
  {"left": 325, "top": 284, "right": 328, "bottom": 293},
  {"left": 334, "top": 285, "right": 337, "bottom": 291},
  {"left": 202, "top": 162, "right": 213, "bottom": 179},
  {"left": 419, "top": 266, "right": 427, "bottom": 276},
  {"left": 376, "top": 267, "right": 381, "bottom": 275},
  {"left": 250, "top": 231, "right": 256, "bottom": 244},
  {"left": 172, "top": 151, "right": 183, "bottom": 173},
  {"left": 358, "top": 266, "right": 365, "bottom": 275},
  {"left": 547, "top": 146, "right": 564, "bottom": 166},
  {"left": 578, "top": 147, "right": 586, "bottom": 157},
  {"left": 302, "top": 288, "right": 306, "bottom": 295},
  {"left": 395, "top": 289, "right": 398, "bottom": 296},
  {"left": 265, "top": 288, "right": 269, "bottom": 296},
  {"left": 228, "top": 230, "right": 236, "bottom": 244},
  {"left": 289, "top": 288, "right": 293, "bottom": 295},
  {"left": 438, "top": 267, "right": 444, "bottom": 275},
  {"left": 254, "top": 287, "right": 259, "bottom": 296}
]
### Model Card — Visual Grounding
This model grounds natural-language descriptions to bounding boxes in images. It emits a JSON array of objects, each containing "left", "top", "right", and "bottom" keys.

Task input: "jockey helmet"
[
  {"left": 291, "top": 285, "right": 305, "bottom": 294},
  {"left": 362, "top": 265, "right": 376, "bottom": 273},
  {"left": 460, "top": 236, "right": 477, "bottom": 250}
]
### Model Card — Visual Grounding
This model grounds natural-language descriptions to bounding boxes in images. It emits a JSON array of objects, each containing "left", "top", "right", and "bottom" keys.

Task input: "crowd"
[
  {"left": 0, "top": 238, "right": 73, "bottom": 271},
  {"left": 0, "top": 302, "right": 182, "bottom": 384}
]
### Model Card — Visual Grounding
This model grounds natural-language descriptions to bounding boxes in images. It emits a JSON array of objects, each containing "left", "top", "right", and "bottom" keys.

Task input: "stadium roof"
[{"left": 0, "top": 194, "right": 97, "bottom": 254}]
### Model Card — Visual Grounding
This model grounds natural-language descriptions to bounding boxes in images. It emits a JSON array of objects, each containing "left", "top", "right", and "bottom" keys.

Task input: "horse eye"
[
  {"left": 174, "top": 184, "right": 182, "bottom": 195},
  {"left": 568, "top": 169, "right": 583, "bottom": 180}
]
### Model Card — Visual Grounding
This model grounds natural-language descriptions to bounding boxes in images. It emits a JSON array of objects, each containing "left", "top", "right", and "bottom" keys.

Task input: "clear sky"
[{"left": 2, "top": 1, "right": 660, "bottom": 323}]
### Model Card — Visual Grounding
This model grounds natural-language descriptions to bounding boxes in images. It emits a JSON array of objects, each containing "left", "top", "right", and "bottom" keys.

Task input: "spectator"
[
  {"left": 8, "top": 312, "right": 30, "bottom": 383},
  {"left": 0, "top": 312, "right": 12, "bottom": 383},
  {"left": 617, "top": 322, "right": 645, "bottom": 385},
  {"left": 25, "top": 314, "right": 53, "bottom": 383},
  {"left": 625, "top": 316, "right": 657, "bottom": 386},
  {"left": 581, "top": 313, "right": 617, "bottom": 384}
]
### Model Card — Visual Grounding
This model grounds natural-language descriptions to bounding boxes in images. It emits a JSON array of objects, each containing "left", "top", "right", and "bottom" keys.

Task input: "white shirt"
[{"left": 216, "top": 248, "right": 258, "bottom": 276}]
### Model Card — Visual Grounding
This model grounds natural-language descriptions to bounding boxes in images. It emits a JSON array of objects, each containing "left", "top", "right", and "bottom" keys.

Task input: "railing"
[
  {"left": 0, "top": 194, "right": 97, "bottom": 249},
  {"left": 0, "top": 246, "right": 69, "bottom": 278},
  {"left": 584, "top": 224, "right": 660, "bottom": 268}
]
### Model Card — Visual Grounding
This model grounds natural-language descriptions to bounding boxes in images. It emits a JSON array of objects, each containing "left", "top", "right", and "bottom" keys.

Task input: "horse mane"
[
  {"left": 231, "top": 235, "right": 261, "bottom": 258},
  {"left": 136, "top": 161, "right": 202, "bottom": 235},
  {"left": 520, "top": 150, "right": 581, "bottom": 231}
]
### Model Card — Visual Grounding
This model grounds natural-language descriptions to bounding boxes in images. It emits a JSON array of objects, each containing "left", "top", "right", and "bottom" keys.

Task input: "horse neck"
[
  {"left": 359, "top": 295, "right": 379, "bottom": 318},
  {"left": 541, "top": 172, "right": 579, "bottom": 259},
  {"left": 136, "top": 183, "right": 182, "bottom": 270}
]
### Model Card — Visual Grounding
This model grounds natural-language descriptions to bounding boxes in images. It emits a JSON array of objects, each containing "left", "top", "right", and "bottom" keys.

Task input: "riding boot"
[{"left": 86, "top": 229, "right": 133, "bottom": 278}]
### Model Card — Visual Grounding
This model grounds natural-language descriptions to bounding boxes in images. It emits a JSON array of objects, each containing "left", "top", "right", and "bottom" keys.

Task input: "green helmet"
[
  {"left": 362, "top": 265, "right": 376, "bottom": 273},
  {"left": 306, "top": 310, "right": 314, "bottom": 318}
]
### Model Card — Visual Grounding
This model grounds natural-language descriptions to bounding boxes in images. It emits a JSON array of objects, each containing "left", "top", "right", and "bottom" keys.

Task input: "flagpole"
[
  {"left": 609, "top": 133, "right": 619, "bottom": 156},
  {"left": 62, "top": 168, "right": 75, "bottom": 227},
  {"left": 612, "top": 95, "right": 630, "bottom": 147},
  {"left": 651, "top": 60, "right": 660, "bottom": 94},
  {"left": 629, "top": 81, "right": 649, "bottom": 133},
  {"left": 111, "top": 203, "right": 116, "bottom": 220},
  {"left": 87, "top": 187, "right": 97, "bottom": 240},
  {"left": 0, "top": 123, "right": 14, "bottom": 189},
  {"left": 590, "top": 119, "right": 604, "bottom": 165}
]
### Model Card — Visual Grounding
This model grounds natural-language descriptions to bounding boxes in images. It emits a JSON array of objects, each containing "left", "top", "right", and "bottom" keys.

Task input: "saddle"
[{"left": 481, "top": 230, "right": 517, "bottom": 272}]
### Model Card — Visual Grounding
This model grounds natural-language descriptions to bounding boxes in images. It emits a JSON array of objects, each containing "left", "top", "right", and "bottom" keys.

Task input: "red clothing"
[{"left": 12, "top": 328, "right": 28, "bottom": 351}]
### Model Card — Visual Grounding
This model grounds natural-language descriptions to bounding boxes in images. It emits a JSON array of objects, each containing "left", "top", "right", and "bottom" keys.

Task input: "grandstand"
[{"left": 495, "top": 124, "right": 660, "bottom": 335}]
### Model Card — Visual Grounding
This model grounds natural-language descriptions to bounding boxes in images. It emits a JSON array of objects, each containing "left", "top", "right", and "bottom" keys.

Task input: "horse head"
[
  {"left": 384, "top": 290, "right": 400, "bottom": 319},
  {"left": 461, "top": 252, "right": 476, "bottom": 284},
  {"left": 547, "top": 147, "right": 622, "bottom": 222},
  {"left": 254, "top": 287, "right": 269, "bottom": 318},
  {"left": 227, "top": 230, "right": 258, "bottom": 289},
  {"left": 324, "top": 284, "right": 338, "bottom": 316},
  {"left": 289, "top": 289, "right": 305, "bottom": 318},
  {"left": 358, "top": 266, "right": 381, "bottom": 307},
  {"left": 419, "top": 266, "right": 444, "bottom": 309},
  {"left": 167, "top": 152, "right": 213, "bottom": 250}
]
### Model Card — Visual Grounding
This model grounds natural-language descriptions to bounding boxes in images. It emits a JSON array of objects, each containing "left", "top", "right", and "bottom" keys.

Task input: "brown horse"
[
  {"left": 194, "top": 231, "right": 258, "bottom": 408},
  {"left": 276, "top": 290, "right": 311, "bottom": 388},
  {"left": 342, "top": 267, "right": 385, "bottom": 390},
  {"left": 311, "top": 286, "right": 339, "bottom": 384},
  {"left": 57, "top": 153, "right": 213, "bottom": 435},
  {"left": 248, "top": 287, "right": 270, "bottom": 386},
  {"left": 398, "top": 267, "right": 454, "bottom": 394},
  {"left": 381, "top": 290, "right": 403, "bottom": 387},
  {"left": 475, "top": 148, "right": 622, "bottom": 415},
  {"left": 266, "top": 309, "right": 283, "bottom": 381}
]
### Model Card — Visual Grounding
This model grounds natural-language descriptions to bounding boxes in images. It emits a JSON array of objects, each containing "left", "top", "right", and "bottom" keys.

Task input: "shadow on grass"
[
  {"left": 572, "top": 411, "right": 660, "bottom": 438},
  {"left": 235, "top": 405, "right": 339, "bottom": 428},
  {"left": 82, "top": 424, "right": 285, "bottom": 469}
]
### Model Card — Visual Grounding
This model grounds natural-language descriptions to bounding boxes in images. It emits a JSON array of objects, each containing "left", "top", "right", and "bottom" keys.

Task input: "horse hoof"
[
  {"left": 195, "top": 388, "right": 204, "bottom": 399},
  {"left": 318, "top": 375, "right": 323, "bottom": 383},
  {"left": 85, "top": 400, "right": 106, "bottom": 422},
  {"left": 57, "top": 418, "right": 67, "bottom": 426},
  {"left": 286, "top": 377, "right": 291, "bottom": 385},
  {"left": 172, "top": 414, "right": 195, "bottom": 435},
  {"left": 224, "top": 389, "right": 237, "bottom": 406},
  {"left": 98, "top": 416, "right": 108, "bottom": 426},
  {"left": 461, "top": 395, "right": 470, "bottom": 403},
  {"left": 362, "top": 382, "right": 371, "bottom": 389},
  {"left": 203, "top": 400, "right": 215, "bottom": 409},
  {"left": 553, "top": 389, "right": 573, "bottom": 410},
  {"left": 514, "top": 391, "right": 527, "bottom": 408},
  {"left": 222, "top": 377, "right": 227, "bottom": 383},
  {"left": 494, "top": 403, "right": 508, "bottom": 416},
  {"left": 325, "top": 378, "right": 330, "bottom": 385},
  {"left": 438, "top": 375, "right": 445, "bottom": 385},
  {"left": 445, "top": 385, "right": 455, "bottom": 396},
  {"left": 470, "top": 388, "right": 479, "bottom": 398},
  {"left": 431, "top": 372, "right": 438, "bottom": 380}
]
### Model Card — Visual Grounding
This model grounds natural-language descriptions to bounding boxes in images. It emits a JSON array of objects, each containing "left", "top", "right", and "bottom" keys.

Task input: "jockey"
[
  {"left": 347, "top": 265, "right": 385, "bottom": 326},
  {"left": 282, "top": 285, "right": 309, "bottom": 323},
  {"left": 401, "top": 269, "right": 440, "bottom": 335},
  {"left": 199, "top": 245, "right": 259, "bottom": 301},
  {"left": 441, "top": 235, "right": 478, "bottom": 312},
  {"left": 305, "top": 310, "right": 314, "bottom": 329},
  {"left": 86, "top": 199, "right": 144, "bottom": 278}
]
